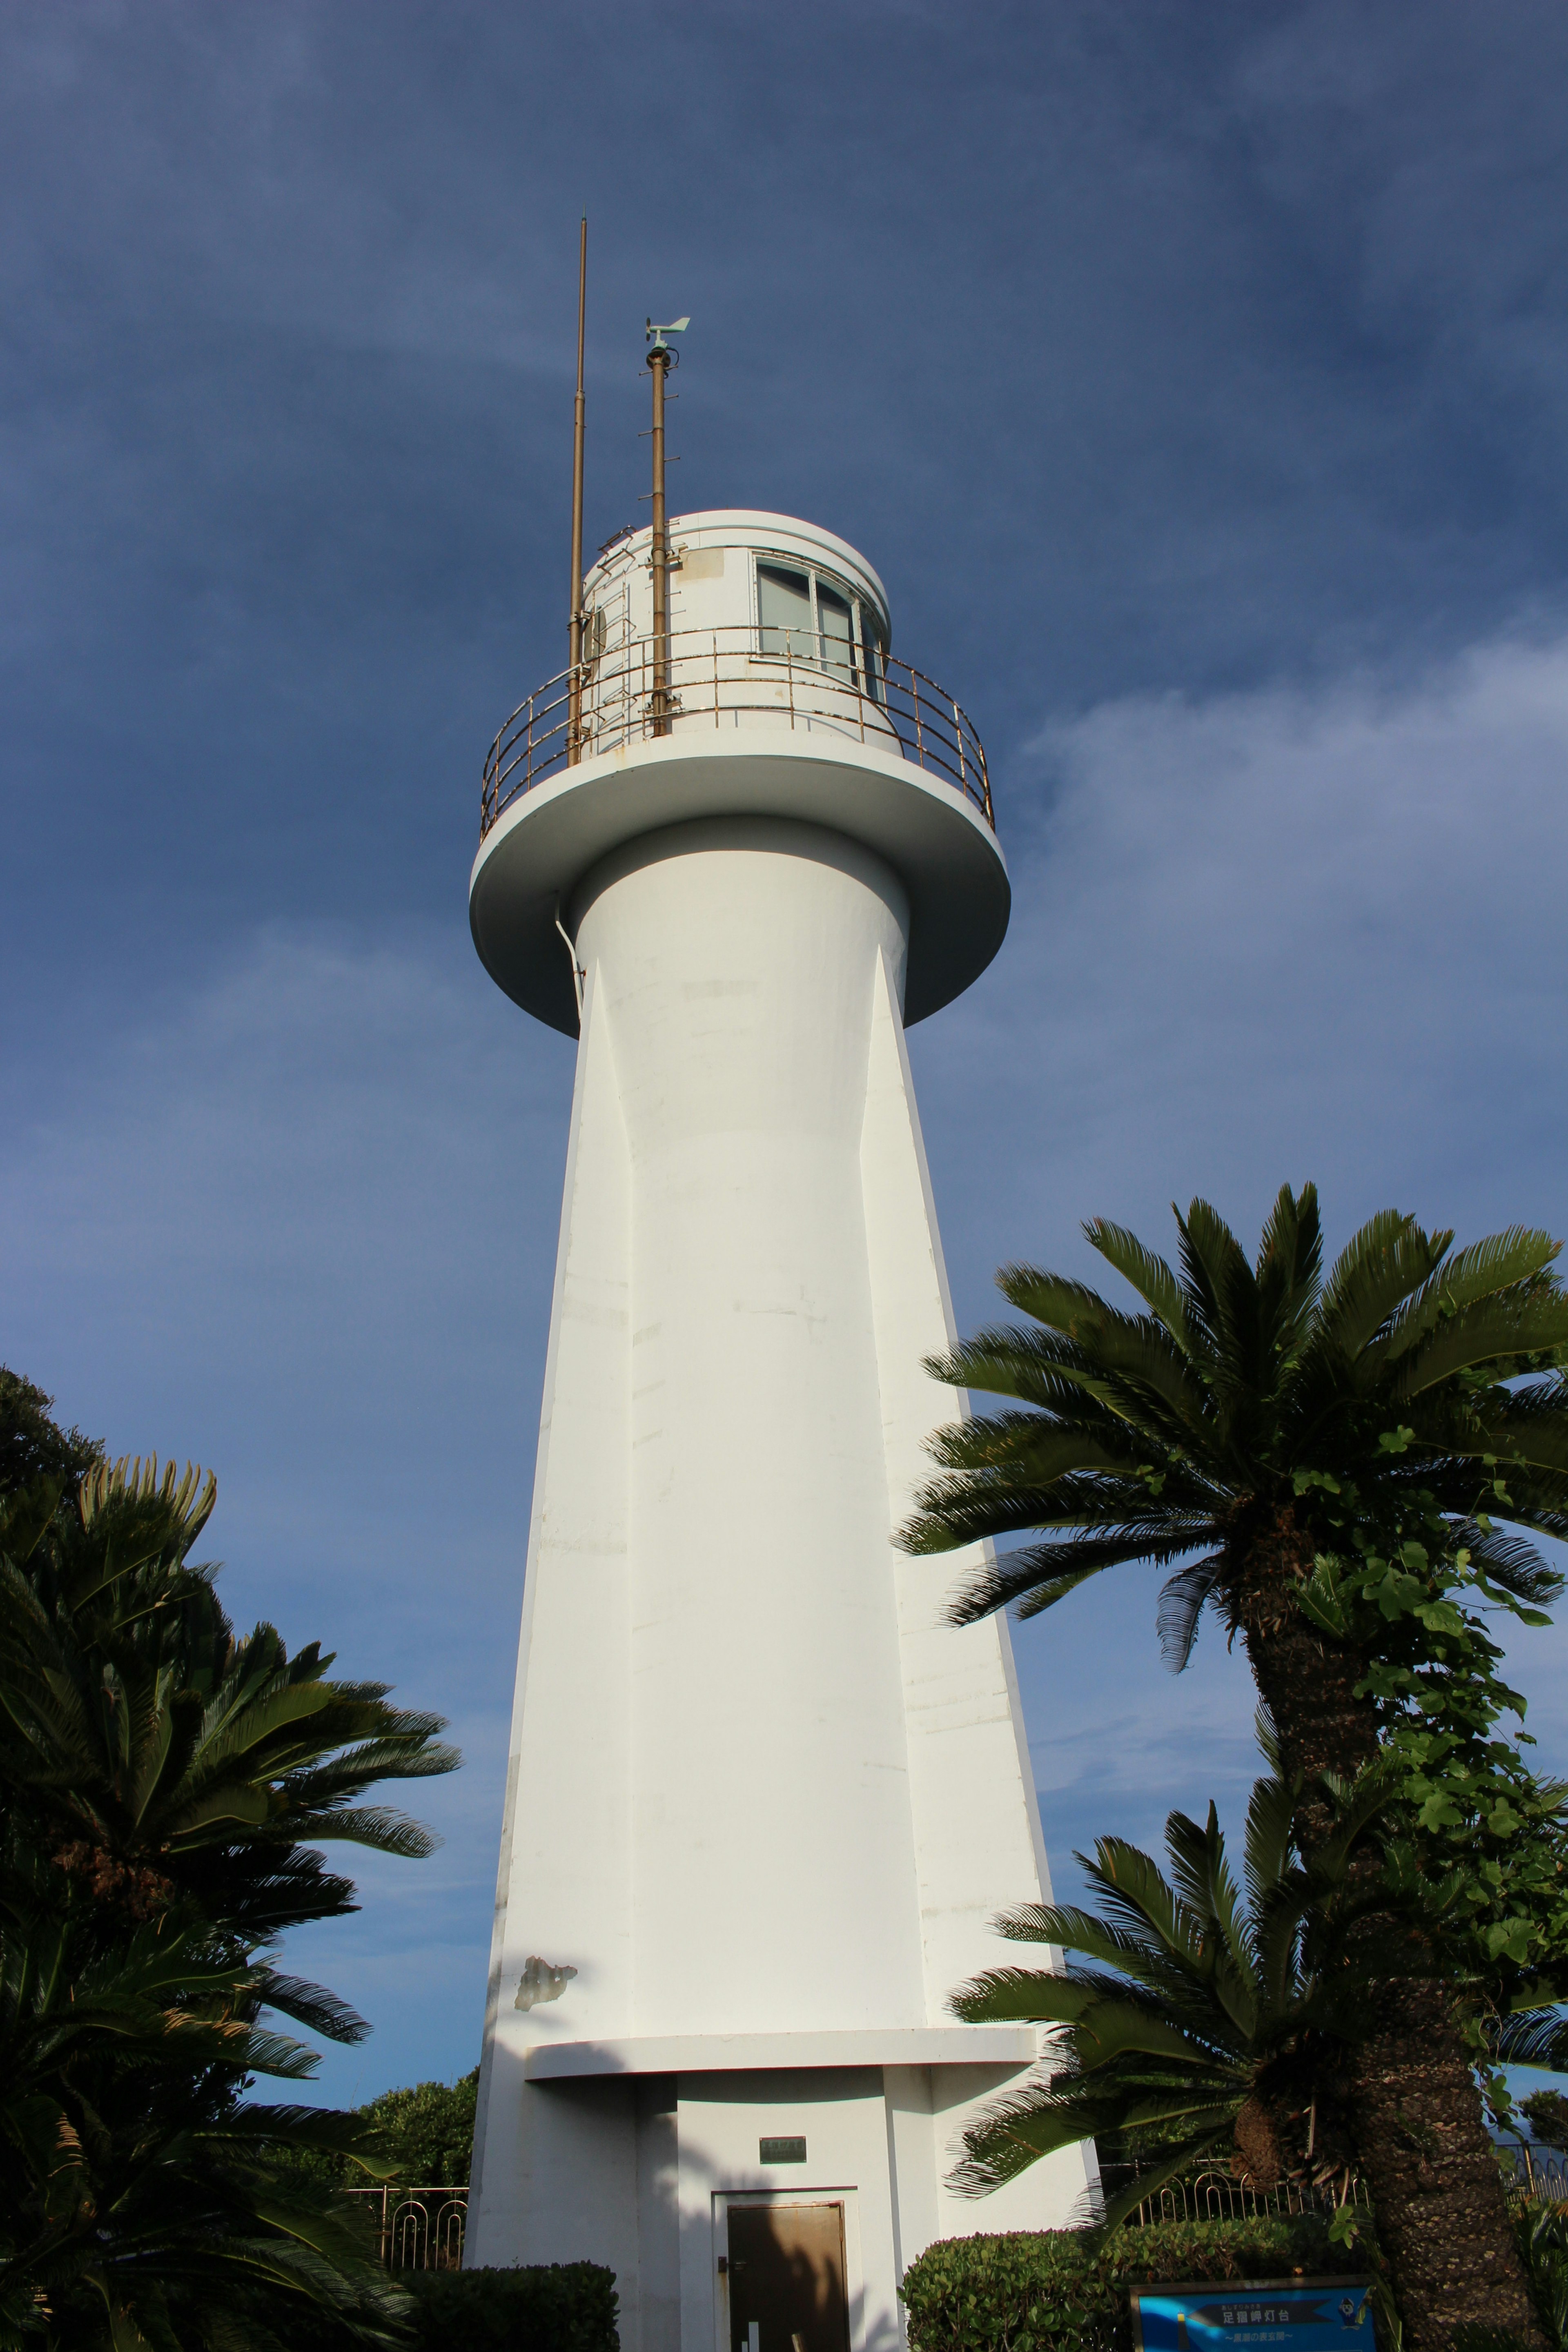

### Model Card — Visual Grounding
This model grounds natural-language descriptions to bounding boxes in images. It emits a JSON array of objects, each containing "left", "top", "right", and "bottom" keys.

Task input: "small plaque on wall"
[{"left": 759, "top": 2136, "right": 807, "bottom": 2165}]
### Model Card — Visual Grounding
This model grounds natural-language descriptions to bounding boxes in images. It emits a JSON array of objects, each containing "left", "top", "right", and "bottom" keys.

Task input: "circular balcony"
[{"left": 480, "top": 623, "right": 993, "bottom": 841}]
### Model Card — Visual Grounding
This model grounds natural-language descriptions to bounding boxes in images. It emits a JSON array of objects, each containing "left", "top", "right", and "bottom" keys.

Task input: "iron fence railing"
[
  {"left": 1106, "top": 2164, "right": 1371, "bottom": 2228},
  {"left": 339, "top": 2148, "right": 1567, "bottom": 2271},
  {"left": 1500, "top": 2140, "right": 1568, "bottom": 2205},
  {"left": 480, "top": 624, "right": 992, "bottom": 840},
  {"left": 345, "top": 2183, "right": 467, "bottom": 2272}
]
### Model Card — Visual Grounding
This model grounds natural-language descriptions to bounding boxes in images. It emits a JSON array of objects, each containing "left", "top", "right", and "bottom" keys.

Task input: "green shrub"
[
  {"left": 362, "top": 2069, "right": 480, "bottom": 2183},
  {"left": 266, "top": 2069, "right": 480, "bottom": 2190},
  {"left": 403, "top": 2263, "right": 618, "bottom": 2352},
  {"left": 900, "top": 2216, "right": 1347, "bottom": 2352}
]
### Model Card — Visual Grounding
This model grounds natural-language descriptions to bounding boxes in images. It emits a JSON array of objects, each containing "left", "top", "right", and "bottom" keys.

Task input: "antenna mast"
[
  {"left": 645, "top": 315, "right": 688, "bottom": 739},
  {"left": 566, "top": 217, "right": 588, "bottom": 766}
]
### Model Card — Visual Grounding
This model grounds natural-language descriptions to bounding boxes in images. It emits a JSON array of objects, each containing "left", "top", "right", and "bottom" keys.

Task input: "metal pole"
[
  {"left": 567, "top": 217, "right": 588, "bottom": 765},
  {"left": 649, "top": 343, "right": 671, "bottom": 736}
]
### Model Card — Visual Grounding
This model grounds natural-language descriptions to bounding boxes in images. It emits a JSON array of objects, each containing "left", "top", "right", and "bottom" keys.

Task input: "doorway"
[{"left": 722, "top": 2198, "right": 850, "bottom": 2352}]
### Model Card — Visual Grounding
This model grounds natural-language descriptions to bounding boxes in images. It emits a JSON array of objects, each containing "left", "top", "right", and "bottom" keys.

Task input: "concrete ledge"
[
  {"left": 521, "top": 2027, "right": 1041, "bottom": 2080},
  {"left": 468, "top": 732, "right": 1010, "bottom": 1036}
]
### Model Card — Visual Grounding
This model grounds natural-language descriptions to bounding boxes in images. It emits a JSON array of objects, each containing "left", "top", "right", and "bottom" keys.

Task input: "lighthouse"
[{"left": 463, "top": 321, "right": 1094, "bottom": 2352}]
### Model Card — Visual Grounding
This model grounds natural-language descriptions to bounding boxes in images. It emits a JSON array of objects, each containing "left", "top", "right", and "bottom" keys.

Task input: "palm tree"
[
  {"left": 0, "top": 1868, "right": 408, "bottom": 2351},
  {"left": 0, "top": 1444, "right": 457, "bottom": 2350},
  {"left": 0, "top": 1458, "right": 459, "bottom": 1958},
  {"left": 949, "top": 1764, "right": 1401, "bottom": 2223},
  {"left": 950, "top": 1766, "right": 1568, "bottom": 2349},
  {"left": 900, "top": 1188, "right": 1568, "bottom": 2352},
  {"left": 902, "top": 1188, "right": 1568, "bottom": 1795}
]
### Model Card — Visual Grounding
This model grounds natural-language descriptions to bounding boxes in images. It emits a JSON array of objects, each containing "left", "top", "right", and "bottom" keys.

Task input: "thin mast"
[
  {"left": 649, "top": 336, "right": 670, "bottom": 737},
  {"left": 567, "top": 216, "right": 588, "bottom": 766},
  {"left": 644, "top": 314, "right": 688, "bottom": 741}
]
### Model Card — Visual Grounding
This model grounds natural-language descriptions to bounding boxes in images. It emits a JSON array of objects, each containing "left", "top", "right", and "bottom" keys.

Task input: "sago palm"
[
  {"left": 0, "top": 1458, "right": 458, "bottom": 1944},
  {"left": 949, "top": 1763, "right": 1405, "bottom": 2224},
  {"left": 903, "top": 1186, "right": 1568, "bottom": 2352},
  {"left": 0, "top": 1875, "right": 407, "bottom": 2352},
  {"left": 901, "top": 1186, "right": 1568, "bottom": 1813}
]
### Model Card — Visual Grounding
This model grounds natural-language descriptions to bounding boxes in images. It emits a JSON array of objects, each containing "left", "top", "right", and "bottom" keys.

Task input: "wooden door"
[{"left": 726, "top": 2201, "right": 849, "bottom": 2352}]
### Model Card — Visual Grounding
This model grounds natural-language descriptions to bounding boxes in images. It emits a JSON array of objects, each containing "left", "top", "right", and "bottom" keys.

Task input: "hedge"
[
  {"left": 402, "top": 2263, "right": 619, "bottom": 2352},
  {"left": 900, "top": 2215, "right": 1352, "bottom": 2352}
]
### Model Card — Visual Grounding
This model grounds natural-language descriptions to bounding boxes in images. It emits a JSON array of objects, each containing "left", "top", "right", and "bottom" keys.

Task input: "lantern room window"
[{"left": 755, "top": 560, "right": 884, "bottom": 702}]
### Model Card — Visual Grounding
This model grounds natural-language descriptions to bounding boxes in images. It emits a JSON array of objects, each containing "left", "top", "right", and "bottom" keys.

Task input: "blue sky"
[{"left": 4, "top": 0, "right": 1568, "bottom": 2105}]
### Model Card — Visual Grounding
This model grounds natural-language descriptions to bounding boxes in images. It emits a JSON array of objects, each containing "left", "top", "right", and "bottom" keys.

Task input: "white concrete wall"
[
  {"left": 467, "top": 958, "right": 638, "bottom": 2266},
  {"left": 860, "top": 946, "right": 1099, "bottom": 2234},
  {"left": 468, "top": 813, "right": 1091, "bottom": 2330},
  {"left": 576, "top": 817, "right": 927, "bottom": 2039}
]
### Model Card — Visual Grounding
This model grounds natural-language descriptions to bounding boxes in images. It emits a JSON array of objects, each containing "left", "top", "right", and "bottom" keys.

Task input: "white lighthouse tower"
[{"left": 465, "top": 326, "right": 1093, "bottom": 2350}]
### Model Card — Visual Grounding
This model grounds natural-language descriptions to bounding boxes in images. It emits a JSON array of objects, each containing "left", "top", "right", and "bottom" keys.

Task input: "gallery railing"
[
  {"left": 480, "top": 624, "right": 993, "bottom": 840},
  {"left": 344, "top": 2183, "right": 468, "bottom": 2272}
]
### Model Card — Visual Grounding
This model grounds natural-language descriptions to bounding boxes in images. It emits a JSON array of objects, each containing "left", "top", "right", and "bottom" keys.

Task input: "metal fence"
[
  {"left": 1500, "top": 2140, "right": 1568, "bottom": 2205},
  {"left": 1123, "top": 2145, "right": 1568, "bottom": 2228},
  {"left": 1120, "top": 2165, "right": 1372, "bottom": 2228},
  {"left": 480, "top": 624, "right": 993, "bottom": 840},
  {"left": 345, "top": 2183, "right": 468, "bottom": 2272}
]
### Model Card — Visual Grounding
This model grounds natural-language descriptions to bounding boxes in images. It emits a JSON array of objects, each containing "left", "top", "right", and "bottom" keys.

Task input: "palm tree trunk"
[
  {"left": 1242, "top": 1608, "right": 1379, "bottom": 1846},
  {"left": 1241, "top": 1531, "right": 1544, "bottom": 2352},
  {"left": 1234, "top": 1506, "right": 1381, "bottom": 1839},
  {"left": 1351, "top": 1982, "right": 1545, "bottom": 2352}
]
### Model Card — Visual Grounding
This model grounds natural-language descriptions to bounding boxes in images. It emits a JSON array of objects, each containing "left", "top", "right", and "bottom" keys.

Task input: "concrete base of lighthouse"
[
  {"left": 466, "top": 2055, "right": 1095, "bottom": 2352},
  {"left": 467, "top": 757, "right": 1097, "bottom": 2342}
]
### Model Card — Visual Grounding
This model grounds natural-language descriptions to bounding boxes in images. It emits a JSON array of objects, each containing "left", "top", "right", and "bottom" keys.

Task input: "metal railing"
[
  {"left": 345, "top": 2182, "right": 468, "bottom": 2272},
  {"left": 480, "top": 624, "right": 993, "bottom": 840},
  {"left": 1118, "top": 2145, "right": 1567, "bottom": 2228},
  {"left": 1124, "top": 2165, "right": 1371, "bottom": 2228},
  {"left": 1500, "top": 2140, "right": 1568, "bottom": 2205}
]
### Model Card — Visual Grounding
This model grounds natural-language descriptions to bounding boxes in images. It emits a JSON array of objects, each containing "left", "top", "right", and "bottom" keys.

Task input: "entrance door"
[{"left": 726, "top": 2201, "right": 849, "bottom": 2352}]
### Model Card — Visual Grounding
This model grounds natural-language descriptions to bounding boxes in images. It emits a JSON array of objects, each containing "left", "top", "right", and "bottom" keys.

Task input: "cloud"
[{"left": 920, "top": 623, "right": 1568, "bottom": 1277}]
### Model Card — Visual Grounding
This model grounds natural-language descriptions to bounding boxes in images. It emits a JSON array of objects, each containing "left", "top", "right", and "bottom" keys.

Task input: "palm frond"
[
  {"left": 1156, "top": 1555, "right": 1226, "bottom": 1670},
  {"left": 254, "top": 1806, "right": 441, "bottom": 1858},
  {"left": 1254, "top": 1183, "right": 1325, "bottom": 1362},
  {"left": 1374, "top": 1228, "right": 1564, "bottom": 1369},
  {"left": 994, "top": 1267, "right": 1123, "bottom": 1335},
  {"left": 933, "top": 1516, "right": 1221, "bottom": 1625},
  {"left": 989, "top": 1902, "right": 1212, "bottom": 1995},
  {"left": 1490, "top": 2007, "right": 1568, "bottom": 2073},
  {"left": 255, "top": 1972, "right": 372, "bottom": 2047},
  {"left": 1086, "top": 1837, "right": 1208, "bottom": 1973},
  {"left": 1098, "top": 2127, "right": 1236, "bottom": 2229},
  {"left": 1243, "top": 1771, "right": 1295, "bottom": 1913},
  {"left": 1448, "top": 1519, "right": 1565, "bottom": 1609},
  {"left": 1313, "top": 1209, "right": 1444, "bottom": 1362},
  {"left": 920, "top": 1414, "right": 1150, "bottom": 1485},
  {"left": 1082, "top": 1221, "right": 1196, "bottom": 1355},
  {"left": 1391, "top": 1291, "right": 1568, "bottom": 1403},
  {"left": 949, "top": 1968, "right": 1099, "bottom": 2025},
  {"left": 1175, "top": 1200, "right": 1258, "bottom": 1392},
  {"left": 1164, "top": 1803, "right": 1257, "bottom": 2006}
]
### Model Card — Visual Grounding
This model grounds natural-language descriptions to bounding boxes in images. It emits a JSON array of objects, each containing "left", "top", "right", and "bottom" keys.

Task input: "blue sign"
[{"left": 1131, "top": 2278, "right": 1374, "bottom": 2352}]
